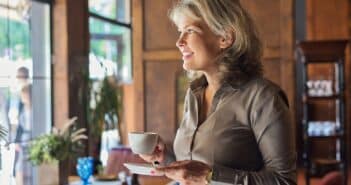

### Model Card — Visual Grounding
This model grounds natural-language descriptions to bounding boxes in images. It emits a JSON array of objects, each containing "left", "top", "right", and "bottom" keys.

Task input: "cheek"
[{"left": 194, "top": 37, "right": 220, "bottom": 56}]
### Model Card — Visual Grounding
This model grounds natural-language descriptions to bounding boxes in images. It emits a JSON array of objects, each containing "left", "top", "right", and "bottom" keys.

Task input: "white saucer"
[{"left": 123, "top": 163, "right": 164, "bottom": 176}]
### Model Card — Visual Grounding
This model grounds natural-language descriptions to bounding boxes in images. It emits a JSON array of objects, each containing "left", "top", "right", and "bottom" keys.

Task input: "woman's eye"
[{"left": 187, "top": 29, "right": 195, "bottom": 34}]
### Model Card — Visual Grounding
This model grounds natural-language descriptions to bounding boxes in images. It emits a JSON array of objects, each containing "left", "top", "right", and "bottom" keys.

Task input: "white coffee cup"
[{"left": 128, "top": 132, "right": 159, "bottom": 155}]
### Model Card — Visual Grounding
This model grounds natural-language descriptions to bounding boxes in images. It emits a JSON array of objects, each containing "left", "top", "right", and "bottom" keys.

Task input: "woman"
[{"left": 140, "top": 0, "right": 296, "bottom": 184}]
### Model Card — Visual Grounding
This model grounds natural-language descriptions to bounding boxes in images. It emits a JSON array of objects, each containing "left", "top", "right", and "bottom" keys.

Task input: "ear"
[{"left": 219, "top": 32, "right": 234, "bottom": 49}]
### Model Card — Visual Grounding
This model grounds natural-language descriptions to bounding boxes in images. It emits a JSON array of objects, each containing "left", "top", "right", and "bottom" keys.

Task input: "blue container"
[{"left": 76, "top": 157, "right": 94, "bottom": 185}]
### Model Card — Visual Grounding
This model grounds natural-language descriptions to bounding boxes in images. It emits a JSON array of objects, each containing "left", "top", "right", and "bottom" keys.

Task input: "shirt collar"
[{"left": 189, "top": 75, "right": 253, "bottom": 93}]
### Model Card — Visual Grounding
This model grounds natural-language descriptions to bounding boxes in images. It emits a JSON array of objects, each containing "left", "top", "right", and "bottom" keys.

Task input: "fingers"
[
  {"left": 139, "top": 149, "right": 164, "bottom": 163},
  {"left": 161, "top": 168, "right": 184, "bottom": 181},
  {"left": 157, "top": 160, "right": 210, "bottom": 184},
  {"left": 137, "top": 136, "right": 165, "bottom": 162}
]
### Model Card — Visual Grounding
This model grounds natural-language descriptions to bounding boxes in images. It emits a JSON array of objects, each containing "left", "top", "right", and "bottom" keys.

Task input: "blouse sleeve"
[{"left": 210, "top": 90, "right": 297, "bottom": 185}]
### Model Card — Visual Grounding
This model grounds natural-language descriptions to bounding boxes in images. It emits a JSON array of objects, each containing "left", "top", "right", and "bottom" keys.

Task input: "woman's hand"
[
  {"left": 157, "top": 160, "right": 211, "bottom": 185},
  {"left": 138, "top": 138, "right": 166, "bottom": 164}
]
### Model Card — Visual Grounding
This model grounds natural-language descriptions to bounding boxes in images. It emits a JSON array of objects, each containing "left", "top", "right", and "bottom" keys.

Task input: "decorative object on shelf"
[
  {"left": 306, "top": 80, "right": 333, "bottom": 97},
  {"left": 76, "top": 156, "right": 94, "bottom": 185},
  {"left": 28, "top": 117, "right": 87, "bottom": 185},
  {"left": 296, "top": 40, "right": 348, "bottom": 185},
  {"left": 307, "top": 121, "right": 337, "bottom": 137}
]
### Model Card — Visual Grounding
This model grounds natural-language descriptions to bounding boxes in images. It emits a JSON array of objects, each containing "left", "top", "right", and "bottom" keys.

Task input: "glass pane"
[
  {"left": 0, "top": 8, "right": 30, "bottom": 60},
  {"left": 89, "top": 17, "right": 130, "bottom": 35},
  {"left": 89, "top": 0, "right": 130, "bottom": 24},
  {"left": 90, "top": 39, "right": 117, "bottom": 79},
  {"left": 89, "top": 25, "right": 132, "bottom": 82},
  {"left": 0, "top": 1, "right": 52, "bottom": 185}
]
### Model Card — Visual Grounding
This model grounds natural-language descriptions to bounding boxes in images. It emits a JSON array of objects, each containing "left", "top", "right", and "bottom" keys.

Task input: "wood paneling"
[
  {"left": 306, "top": 0, "right": 349, "bottom": 40},
  {"left": 145, "top": 61, "right": 183, "bottom": 145},
  {"left": 144, "top": 0, "right": 179, "bottom": 50},
  {"left": 143, "top": 50, "right": 181, "bottom": 61},
  {"left": 241, "top": 0, "right": 281, "bottom": 49},
  {"left": 262, "top": 59, "right": 282, "bottom": 85}
]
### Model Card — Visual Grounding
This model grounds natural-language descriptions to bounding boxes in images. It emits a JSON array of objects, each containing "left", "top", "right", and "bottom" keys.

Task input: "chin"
[{"left": 182, "top": 63, "right": 193, "bottom": 71}]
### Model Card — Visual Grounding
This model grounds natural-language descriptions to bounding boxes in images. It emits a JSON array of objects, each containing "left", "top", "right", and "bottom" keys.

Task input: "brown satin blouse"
[{"left": 172, "top": 76, "right": 296, "bottom": 185}]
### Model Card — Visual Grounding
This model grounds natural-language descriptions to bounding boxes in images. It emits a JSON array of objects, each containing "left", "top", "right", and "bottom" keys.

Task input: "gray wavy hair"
[{"left": 169, "top": 0, "right": 263, "bottom": 83}]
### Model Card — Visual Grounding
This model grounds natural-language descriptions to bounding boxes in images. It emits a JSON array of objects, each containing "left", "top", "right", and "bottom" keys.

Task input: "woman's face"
[{"left": 175, "top": 15, "right": 223, "bottom": 73}]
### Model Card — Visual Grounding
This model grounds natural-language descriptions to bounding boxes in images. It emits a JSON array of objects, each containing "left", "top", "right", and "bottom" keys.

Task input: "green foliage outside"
[
  {"left": 89, "top": 0, "right": 117, "bottom": 21},
  {"left": 90, "top": 39, "right": 118, "bottom": 63},
  {"left": 0, "top": 17, "right": 30, "bottom": 60}
]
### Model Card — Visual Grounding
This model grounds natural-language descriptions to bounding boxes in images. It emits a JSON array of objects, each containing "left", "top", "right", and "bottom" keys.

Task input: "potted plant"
[
  {"left": 28, "top": 117, "right": 87, "bottom": 185},
  {"left": 87, "top": 75, "right": 123, "bottom": 157}
]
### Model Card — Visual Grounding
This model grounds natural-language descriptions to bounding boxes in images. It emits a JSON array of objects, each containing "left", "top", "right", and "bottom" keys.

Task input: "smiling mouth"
[{"left": 182, "top": 52, "right": 193, "bottom": 60}]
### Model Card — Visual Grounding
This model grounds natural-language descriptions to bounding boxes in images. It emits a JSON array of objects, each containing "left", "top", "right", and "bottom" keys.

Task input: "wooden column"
[
  {"left": 53, "top": 0, "right": 89, "bottom": 139},
  {"left": 53, "top": 0, "right": 89, "bottom": 183},
  {"left": 53, "top": 0, "right": 69, "bottom": 130}
]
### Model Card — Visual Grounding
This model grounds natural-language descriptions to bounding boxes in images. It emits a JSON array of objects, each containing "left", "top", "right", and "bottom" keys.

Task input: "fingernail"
[{"left": 150, "top": 170, "right": 155, "bottom": 174}]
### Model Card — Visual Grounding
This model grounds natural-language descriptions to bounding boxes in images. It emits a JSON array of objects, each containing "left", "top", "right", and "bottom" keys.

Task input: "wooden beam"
[
  {"left": 53, "top": 0, "right": 69, "bottom": 130},
  {"left": 131, "top": 0, "right": 145, "bottom": 132}
]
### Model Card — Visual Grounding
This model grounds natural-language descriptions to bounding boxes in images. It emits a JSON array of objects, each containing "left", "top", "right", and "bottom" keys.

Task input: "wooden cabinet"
[{"left": 296, "top": 40, "right": 348, "bottom": 185}]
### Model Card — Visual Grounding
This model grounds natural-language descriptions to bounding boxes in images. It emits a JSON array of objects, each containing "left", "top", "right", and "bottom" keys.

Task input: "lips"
[{"left": 181, "top": 51, "right": 194, "bottom": 60}]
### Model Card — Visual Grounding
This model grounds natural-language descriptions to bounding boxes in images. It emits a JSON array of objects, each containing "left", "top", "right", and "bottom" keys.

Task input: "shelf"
[
  {"left": 303, "top": 59, "right": 343, "bottom": 64},
  {"left": 296, "top": 40, "right": 348, "bottom": 63},
  {"left": 302, "top": 94, "right": 341, "bottom": 102},
  {"left": 307, "top": 159, "right": 344, "bottom": 177},
  {"left": 313, "top": 159, "right": 342, "bottom": 165},
  {"left": 307, "top": 133, "right": 343, "bottom": 139},
  {"left": 307, "top": 95, "right": 340, "bottom": 100},
  {"left": 297, "top": 40, "right": 348, "bottom": 185}
]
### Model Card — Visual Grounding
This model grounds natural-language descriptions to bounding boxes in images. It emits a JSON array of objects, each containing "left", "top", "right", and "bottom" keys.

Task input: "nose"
[{"left": 176, "top": 34, "right": 185, "bottom": 48}]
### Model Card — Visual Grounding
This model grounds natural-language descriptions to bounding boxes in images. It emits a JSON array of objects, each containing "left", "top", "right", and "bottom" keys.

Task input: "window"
[
  {"left": 88, "top": 0, "right": 131, "bottom": 166},
  {"left": 89, "top": 0, "right": 131, "bottom": 82},
  {"left": 0, "top": 0, "right": 52, "bottom": 184}
]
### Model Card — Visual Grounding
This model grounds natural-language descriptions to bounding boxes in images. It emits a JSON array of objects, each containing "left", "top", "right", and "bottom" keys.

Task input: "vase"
[
  {"left": 76, "top": 157, "right": 94, "bottom": 185},
  {"left": 38, "top": 163, "right": 59, "bottom": 185}
]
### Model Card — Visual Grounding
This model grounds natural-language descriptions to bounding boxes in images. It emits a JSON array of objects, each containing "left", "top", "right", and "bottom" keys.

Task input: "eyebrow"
[{"left": 178, "top": 24, "right": 203, "bottom": 31}]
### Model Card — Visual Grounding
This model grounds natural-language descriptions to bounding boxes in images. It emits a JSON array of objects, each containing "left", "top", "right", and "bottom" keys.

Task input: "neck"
[{"left": 203, "top": 72, "right": 221, "bottom": 94}]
